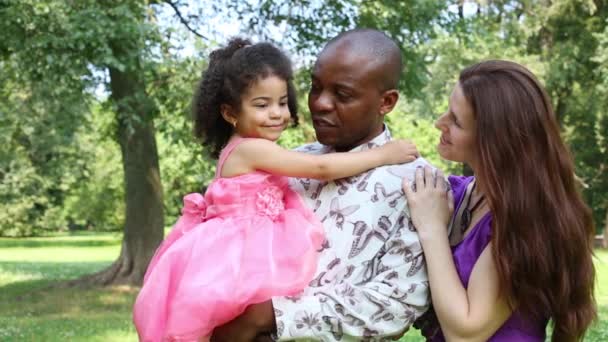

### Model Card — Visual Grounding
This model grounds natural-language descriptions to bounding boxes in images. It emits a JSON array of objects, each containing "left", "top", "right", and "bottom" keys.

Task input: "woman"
[{"left": 404, "top": 60, "right": 596, "bottom": 341}]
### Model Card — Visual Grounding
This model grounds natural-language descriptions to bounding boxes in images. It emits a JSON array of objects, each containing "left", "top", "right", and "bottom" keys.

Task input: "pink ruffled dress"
[{"left": 133, "top": 138, "right": 325, "bottom": 341}]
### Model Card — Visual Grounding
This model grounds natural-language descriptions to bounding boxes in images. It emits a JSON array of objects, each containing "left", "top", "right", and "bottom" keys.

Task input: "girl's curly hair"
[{"left": 193, "top": 37, "right": 299, "bottom": 158}]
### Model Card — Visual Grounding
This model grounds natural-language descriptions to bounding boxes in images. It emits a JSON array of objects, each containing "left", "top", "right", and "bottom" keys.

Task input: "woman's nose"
[{"left": 435, "top": 113, "right": 447, "bottom": 131}]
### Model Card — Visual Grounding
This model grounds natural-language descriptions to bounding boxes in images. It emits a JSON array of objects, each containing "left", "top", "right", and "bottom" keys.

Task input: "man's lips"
[
  {"left": 312, "top": 117, "right": 336, "bottom": 127},
  {"left": 440, "top": 135, "right": 451, "bottom": 145}
]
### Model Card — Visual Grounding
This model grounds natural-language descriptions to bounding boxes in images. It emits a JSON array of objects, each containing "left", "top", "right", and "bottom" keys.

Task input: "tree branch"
[{"left": 163, "top": 0, "right": 209, "bottom": 40}]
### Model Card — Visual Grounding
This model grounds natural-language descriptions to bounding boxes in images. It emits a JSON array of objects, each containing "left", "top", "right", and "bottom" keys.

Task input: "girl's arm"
[
  {"left": 403, "top": 167, "right": 512, "bottom": 342},
  {"left": 224, "top": 138, "right": 418, "bottom": 180}
]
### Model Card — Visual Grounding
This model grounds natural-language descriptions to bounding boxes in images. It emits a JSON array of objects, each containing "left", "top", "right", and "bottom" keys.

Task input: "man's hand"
[{"left": 210, "top": 300, "right": 276, "bottom": 342}]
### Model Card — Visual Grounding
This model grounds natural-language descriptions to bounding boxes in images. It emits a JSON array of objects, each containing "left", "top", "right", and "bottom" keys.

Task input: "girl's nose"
[{"left": 269, "top": 105, "right": 282, "bottom": 118}]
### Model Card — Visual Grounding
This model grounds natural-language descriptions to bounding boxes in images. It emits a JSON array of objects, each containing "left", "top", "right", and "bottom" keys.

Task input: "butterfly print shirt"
[{"left": 272, "top": 127, "right": 431, "bottom": 341}]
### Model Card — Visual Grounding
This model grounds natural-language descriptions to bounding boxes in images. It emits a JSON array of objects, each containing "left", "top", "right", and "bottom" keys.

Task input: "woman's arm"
[
  {"left": 224, "top": 138, "right": 418, "bottom": 180},
  {"left": 421, "top": 236, "right": 511, "bottom": 341},
  {"left": 403, "top": 167, "right": 512, "bottom": 342}
]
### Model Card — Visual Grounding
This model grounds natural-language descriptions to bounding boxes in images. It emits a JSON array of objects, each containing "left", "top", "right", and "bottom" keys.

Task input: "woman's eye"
[{"left": 450, "top": 113, "right": 460, "bottom": 126}]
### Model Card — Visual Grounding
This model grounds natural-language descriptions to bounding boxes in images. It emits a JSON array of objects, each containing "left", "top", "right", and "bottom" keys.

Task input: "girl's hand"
[
  {"left": 380, "top": 139, "right": 420, "bottom": 164},
  {"left": 402, "top": 166, "right": 453, "bottom": 240}
]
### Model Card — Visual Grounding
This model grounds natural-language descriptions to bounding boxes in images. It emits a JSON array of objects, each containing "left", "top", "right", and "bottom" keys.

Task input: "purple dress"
[{"left": 426, "top": 176, "right": 547, "bottom": 341}]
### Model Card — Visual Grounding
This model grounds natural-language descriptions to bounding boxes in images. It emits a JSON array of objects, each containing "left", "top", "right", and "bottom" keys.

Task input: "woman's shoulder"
[
  {"left": 447, "top": 175, "right": 474, "bottom": 202},
  {"left": 448, "top": 175, "right": 473, "bottom": 189}
]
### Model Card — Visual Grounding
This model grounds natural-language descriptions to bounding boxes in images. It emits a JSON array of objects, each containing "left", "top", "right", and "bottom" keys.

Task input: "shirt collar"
[{"left": 322, "top": 124, "right": 392, "bottom": 153}]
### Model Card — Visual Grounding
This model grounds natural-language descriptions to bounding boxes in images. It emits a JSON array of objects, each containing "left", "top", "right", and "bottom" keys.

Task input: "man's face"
[{"left": 308, "top": 43, "right": 385, "bottom": 151}]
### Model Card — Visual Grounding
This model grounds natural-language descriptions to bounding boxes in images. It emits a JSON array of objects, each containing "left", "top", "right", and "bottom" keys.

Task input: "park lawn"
[
  {"left": 0, "top": 232, "right": 138, "bottom": 341},
  {"left": 0, "top": 233, "right": 606, "bottom": 341}
]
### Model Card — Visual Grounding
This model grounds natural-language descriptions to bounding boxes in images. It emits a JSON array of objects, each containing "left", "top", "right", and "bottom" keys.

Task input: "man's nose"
[{"left": 310, "top": 92, "right": 333, "bottom": 113}]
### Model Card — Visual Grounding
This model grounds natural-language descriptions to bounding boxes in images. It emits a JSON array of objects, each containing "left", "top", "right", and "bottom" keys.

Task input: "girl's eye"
[{"left": 254, "top": 103, "right": 268, "bottom": 108}]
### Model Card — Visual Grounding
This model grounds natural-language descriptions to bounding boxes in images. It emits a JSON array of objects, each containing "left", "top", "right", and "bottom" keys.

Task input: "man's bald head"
[{"left": 322, "top": 28, "right": 403, "bottom": 91}]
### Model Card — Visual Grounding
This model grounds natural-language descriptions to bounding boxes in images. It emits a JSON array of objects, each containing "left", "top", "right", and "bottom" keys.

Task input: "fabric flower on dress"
[
  {"left": 256, "top": 185, "right": 285, "bottom": 220},
  {"left": 181, "top": 193, "right": 208, "bottom": 222}
]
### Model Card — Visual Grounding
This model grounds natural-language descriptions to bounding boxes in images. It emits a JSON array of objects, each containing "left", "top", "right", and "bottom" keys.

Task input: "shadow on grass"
[
  {"left": 0, "top": 239, "right": 119, "bottom": 248},
  {"left": 0, "top": 282, "right": 139, "bottom": 342},
  {"left": 0, "top": 278, "right": 56, "bottom": 301},
  {"left": 0, "top": 314, "right": 138, "bottom": 342},
  {"left": 0, "top": 261, "right": 113, "bottom": 299}
]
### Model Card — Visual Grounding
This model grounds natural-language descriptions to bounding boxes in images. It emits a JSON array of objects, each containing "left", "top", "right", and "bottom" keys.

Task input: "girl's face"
[
  {"left": 435, "top": 83, "right": 478, "bottom": 167},
  {"left": 228, "top": 75, "right": 291, "bottom": 141}
]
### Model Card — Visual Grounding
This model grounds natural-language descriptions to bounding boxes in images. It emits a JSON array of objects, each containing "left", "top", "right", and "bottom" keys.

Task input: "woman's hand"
[
  {"left": 402, "top": 166, "right": 453, "bottom": 241},
  {"left": 380, "top": 139, "right": 420, "bottom": 164}
]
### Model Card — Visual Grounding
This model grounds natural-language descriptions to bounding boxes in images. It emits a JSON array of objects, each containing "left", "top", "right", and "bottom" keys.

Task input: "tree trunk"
[
  {"left": 109, "top": 65, "right": 164, "bottom": 286},
  {"left": 70, "top": 58, "right": 164, "bottom": 287},
  {"left": 603, "top": 209, "right": 608, "bottom": 249}
]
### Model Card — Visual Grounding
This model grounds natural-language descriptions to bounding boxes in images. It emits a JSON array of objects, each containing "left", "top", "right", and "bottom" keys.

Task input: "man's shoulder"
[
  {"left": 293, "top": 141, "right": 326, "bottom": 154},
  {"left": 373, "top": 157, "right": 433, "bottom": 183}
]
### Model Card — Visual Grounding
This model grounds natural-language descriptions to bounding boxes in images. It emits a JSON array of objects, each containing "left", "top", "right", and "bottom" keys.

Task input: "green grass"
[
  {"left": 587, "top": 250, "right": 608, "bottom": 341},
  {"left": 0, "top": 233, "right": 606, "bottom": 341},
  {"left": 0, "top": 232, "right": 138, "bottom": 341}
]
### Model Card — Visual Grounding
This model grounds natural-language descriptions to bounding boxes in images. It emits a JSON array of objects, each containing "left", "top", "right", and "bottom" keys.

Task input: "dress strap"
[
  {"left": 215, "top": 137, "right": 248, "bottom": 178},
  {"left": 448, "top": 177, "right": 475, "bottom": 246}
]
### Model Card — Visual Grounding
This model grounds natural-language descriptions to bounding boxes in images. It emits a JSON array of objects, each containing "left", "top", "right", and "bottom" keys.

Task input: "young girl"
[{"left": 133, "top": 38, "right": 419, "bottom": 342}]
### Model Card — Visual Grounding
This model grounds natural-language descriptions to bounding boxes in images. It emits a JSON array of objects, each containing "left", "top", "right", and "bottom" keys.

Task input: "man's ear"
[
  {"left": 379, "top": 89, "right": 399, "bottom": 116},
  {"left": 220, "top": 104, "right": 237, "bottom": 127}
]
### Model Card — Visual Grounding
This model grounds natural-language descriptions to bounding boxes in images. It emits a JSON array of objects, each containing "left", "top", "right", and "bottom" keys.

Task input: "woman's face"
[{"left": 435, "top": 83, "right": 478, "bottom": 167}]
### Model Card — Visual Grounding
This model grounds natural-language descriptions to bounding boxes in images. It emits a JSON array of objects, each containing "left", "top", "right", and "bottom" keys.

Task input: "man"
[{"left": 212, "top": 28, "right": 430, "bottom": 341}]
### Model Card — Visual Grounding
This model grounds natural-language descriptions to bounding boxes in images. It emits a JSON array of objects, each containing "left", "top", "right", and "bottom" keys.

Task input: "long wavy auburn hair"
[{"left": 459, "top": 60, "right": 596, "bottom": 341}]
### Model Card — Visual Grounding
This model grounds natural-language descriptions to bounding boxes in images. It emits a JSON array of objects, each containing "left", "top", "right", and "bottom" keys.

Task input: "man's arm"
[{"left": 272, "top": 210, "right": 429, "bottom": 341}]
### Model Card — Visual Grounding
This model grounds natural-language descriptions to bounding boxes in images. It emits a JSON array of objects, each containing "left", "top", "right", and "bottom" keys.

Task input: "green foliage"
[
  {"left": 1, "top": 0, "right": 606, "bottom": 236},
  {"left": 0, "top": 97, "right": 125, "bottom": 236},
  {"left": 60, "top": 106, "right": 125, "bottom": 232},
  {"left": 0, "top": 0, "right": 161, "bottom": 236},
  {"left": 0, "top": 75, "right": 94, "bottom": 235},
  {"left": 357, "top": 0, "right": 447, "bottom": 97},
  {"left": 228, "top": 0, "right": 445, "bottom": 98}
]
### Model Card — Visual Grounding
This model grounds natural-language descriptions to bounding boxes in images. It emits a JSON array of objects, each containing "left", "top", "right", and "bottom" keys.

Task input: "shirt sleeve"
[{"left": 272, "top": 208, "right": 430, "bottom": 341}]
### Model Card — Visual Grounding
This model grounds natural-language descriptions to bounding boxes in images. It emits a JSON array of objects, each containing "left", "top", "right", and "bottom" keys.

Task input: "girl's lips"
[
  {"left": 440, "top": 135, "right": 451, "bottom": 145},
  {"left": 264, "top": 123, "right": 286, "bottom": 129}
]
